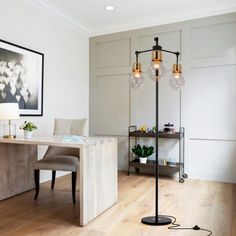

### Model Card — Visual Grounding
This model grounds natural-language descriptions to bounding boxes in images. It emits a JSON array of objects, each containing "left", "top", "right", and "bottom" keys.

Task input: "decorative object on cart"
[
  {"left": 0, "top": 103, "right": 19, "bottom": 138},
  {"left": 132, "top": 144, "right": 154, "bottom": 164},
  {"left": 136, "top": 125, "right": 157, "bottom": 133},
  {"left": 159, "top": 159, "right": 168, "bottom": 166},
  {"left": 138, "top": 124, "right": 148, "bottom": 132},
  {"left": 0, "top": 39, "right": 44, "bottom": 116},
  {"left": 20, "top": 121, "right": 37, "bottom": 139},
  {"left": 163, "top": 123, "right": 175, "bottom": 134},
  {"left": 151, "top": 126, "right": 156, "bottom": 133},
  {"left": 129, "top": 37, "right": 186, "bottom": 226}
]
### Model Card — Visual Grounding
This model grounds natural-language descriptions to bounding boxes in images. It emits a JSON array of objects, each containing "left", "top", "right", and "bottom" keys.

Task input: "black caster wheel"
[
  {"left": 182, "top": 173, "right": 188, "bottom": 179},
  {"left": 135, "top": 167, "right": 140, "bottom": 173},
  {"left": 179, "top": 178, "right": 184, "bottom": 183}
]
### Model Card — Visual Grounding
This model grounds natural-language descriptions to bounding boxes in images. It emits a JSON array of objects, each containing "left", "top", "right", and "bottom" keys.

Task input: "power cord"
[{"left": 161, "top": 215, "right": 213, "bottom": 235}]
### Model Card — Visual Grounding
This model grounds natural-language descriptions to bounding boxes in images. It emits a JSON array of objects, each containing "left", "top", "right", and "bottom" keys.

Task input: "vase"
[
  {"left": 24, "top": 131, "right": 32, "bottom": 139},
  {"left": 139, "top": 157, "right": 147, "bottom": 164}
]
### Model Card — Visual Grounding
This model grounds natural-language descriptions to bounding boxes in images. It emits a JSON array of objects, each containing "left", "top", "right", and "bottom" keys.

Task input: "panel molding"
[
  {"left": 190, "top": 20, "right": 236, "bottom": 59},
  {"left": 190, "top": 137, "right": 236, "bottom": 142},
  {"left": 95, "top": 66, "right": 131, "bottom": 77},
  {"left": 95, "top": 73, "right": 130, "bottom": 136},
  {"left": 189, "top": 139, "right": 236, "bottom": 183},
  {"left": 190, "top": 55, "right": 236, "bottom": 68},
  {"left": 95, "top": 38, "right": 131, "bottom": 69},
  {"left": 189, "top": 64, "right": 236, "bottom": 140}
]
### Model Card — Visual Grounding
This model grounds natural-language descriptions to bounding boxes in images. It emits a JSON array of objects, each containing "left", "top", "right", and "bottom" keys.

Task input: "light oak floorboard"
[{"left": 0, "top": 171, "right": 235, "bottom": 236}]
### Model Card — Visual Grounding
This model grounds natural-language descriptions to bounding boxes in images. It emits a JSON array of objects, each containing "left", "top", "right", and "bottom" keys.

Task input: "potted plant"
[
  {"left": 132, "top": 144, "right": 154, "bottom": 164},
  {"left": 20, "top": 121, "right": 37, "bottom": 139}
]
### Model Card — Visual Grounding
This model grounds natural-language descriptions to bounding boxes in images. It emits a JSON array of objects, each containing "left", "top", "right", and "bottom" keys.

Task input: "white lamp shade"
[{"left": 0, "top": 103, "right": 20, "bottom": 120}]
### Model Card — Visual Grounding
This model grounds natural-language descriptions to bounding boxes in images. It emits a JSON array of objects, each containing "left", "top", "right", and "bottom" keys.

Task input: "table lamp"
[{"left": 0, "top": 103, "right": 20, "bottom": 139}]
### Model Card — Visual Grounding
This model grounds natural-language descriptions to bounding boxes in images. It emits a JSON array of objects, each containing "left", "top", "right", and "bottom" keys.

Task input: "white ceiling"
[{"left": 29, "top": 0, "right": 236, "bottom": 36}]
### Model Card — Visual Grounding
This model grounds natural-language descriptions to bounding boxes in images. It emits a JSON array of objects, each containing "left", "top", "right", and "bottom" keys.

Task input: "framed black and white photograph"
[{"left": 0, "top": 39, "right": 44, "bottom": 116}]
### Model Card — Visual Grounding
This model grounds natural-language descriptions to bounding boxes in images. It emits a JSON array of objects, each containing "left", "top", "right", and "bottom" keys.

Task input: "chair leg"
[
  {"left": 34, "top": 169, "right": 40, "bottom": 200},
  {"left": 51, "top": 170, "right": 56, "bottom": 190},
  {"left": 72, "top": 172, "right": 77, "bottom": 204}
]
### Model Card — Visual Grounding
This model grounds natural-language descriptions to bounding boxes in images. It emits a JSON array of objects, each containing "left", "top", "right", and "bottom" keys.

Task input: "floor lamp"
[{"left": 129, "top": 37, "right": 185, "bottom": 225}]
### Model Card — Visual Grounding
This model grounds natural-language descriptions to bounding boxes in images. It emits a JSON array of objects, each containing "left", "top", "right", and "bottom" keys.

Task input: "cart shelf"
[
  {"left": 130, "top": 159, "right": 183, "bottom": 169},
  {"left": 129, "top": 131, "right": 183, "bottom": 139}
]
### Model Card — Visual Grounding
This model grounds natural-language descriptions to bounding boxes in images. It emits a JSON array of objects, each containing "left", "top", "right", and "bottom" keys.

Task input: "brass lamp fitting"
[
  {"left": 152, "top": 50, "right": 162, "bottom": 63},
  {"left": 132, "top": 62, "right": 142, "bottom": 73},
  {"left": 172, "top": 64, "right": 182, "bottom": 74}
]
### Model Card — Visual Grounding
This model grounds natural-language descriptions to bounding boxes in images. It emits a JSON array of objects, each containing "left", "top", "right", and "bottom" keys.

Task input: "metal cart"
[{"left": 128, "top": 125, "right": 188, "bottom": 183}]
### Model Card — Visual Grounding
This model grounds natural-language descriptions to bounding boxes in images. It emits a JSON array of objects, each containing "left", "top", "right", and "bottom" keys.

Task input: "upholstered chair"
[{"left": 34, "top": 118, "right": 87, "bottom": 204}]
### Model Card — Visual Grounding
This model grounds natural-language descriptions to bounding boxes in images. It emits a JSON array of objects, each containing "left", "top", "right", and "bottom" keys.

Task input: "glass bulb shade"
[
  {"left": 169, "top": 64, "right": 185, "bottom": 90},
  {"left": 129, "top": 72, "right": 144, "bottom": 89},
  {"left": 129, "top": 62, "right": 144, "bottom": 89},
  {"left": 148, "top": 61, "right": 166, "bottom": 81}
]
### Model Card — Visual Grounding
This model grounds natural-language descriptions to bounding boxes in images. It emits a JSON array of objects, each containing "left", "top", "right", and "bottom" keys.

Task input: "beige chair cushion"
[
  {"left": 34, "top": 155, "right": 79, "bottom": 172},
  {"left": 44, "top": 146, "right": 80, "bottom": 159}
]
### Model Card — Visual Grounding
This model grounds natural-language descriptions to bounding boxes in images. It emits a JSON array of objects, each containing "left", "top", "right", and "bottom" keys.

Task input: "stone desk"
[{"left": 0, "top": 136, "right": 118, "bottom": 226}]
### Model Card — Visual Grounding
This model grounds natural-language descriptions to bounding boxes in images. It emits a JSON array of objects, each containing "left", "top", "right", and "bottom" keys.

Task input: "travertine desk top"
[{"left": 0, "top": 136, "right": 116, "bottom": 148}]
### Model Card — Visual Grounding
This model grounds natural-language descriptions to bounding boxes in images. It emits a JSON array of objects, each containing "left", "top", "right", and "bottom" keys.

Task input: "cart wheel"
[
  {"left": 135, "top": 167, "right": 140, "bottom": 173},
  {"left": 182, "top": 173, "right": 188, "bottom": 179},
  {"left": 179, "top": 178, "right": 184, "bottom": 183}
]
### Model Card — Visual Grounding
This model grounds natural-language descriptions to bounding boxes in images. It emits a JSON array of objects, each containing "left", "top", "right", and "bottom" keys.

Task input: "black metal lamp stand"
[
  {"left": 131, "top": 37, "right": 182, "bottom": 226},
  {"left": 141, "top": 70, "right": 172, "bottom": 225}
]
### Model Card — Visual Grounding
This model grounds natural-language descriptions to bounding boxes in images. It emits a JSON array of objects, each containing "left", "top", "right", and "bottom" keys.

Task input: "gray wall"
[{"left": 89, "top": 13, "right": 236, "bottom": 183}]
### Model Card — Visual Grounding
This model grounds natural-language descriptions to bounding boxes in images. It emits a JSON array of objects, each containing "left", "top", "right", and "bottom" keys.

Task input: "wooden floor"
[{"left": 0, "top": 171, "right": 235, "bottom": 236}]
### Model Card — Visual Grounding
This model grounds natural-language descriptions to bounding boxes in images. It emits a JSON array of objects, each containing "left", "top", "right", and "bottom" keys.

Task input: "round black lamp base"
[{"left": 141, "top": 216, "right": 172, "bottom": 226}]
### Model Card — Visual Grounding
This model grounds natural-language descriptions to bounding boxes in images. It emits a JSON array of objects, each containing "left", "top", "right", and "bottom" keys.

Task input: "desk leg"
[
  {"left": 79, "top": 139, "right": 118, "bottom": 226},
  {"left": 0, "top": 143, "right": 37, "bottom": 200}
]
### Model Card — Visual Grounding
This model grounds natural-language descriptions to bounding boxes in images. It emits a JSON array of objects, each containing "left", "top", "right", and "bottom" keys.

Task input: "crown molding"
[
  {"left": 25, "top": 0, "right": 236, "bottom": 37},
  {"left": 24, "top": 0, "right": 91, "bottom": 36},
  {"left": 90, "top": 2, "right": 236, "bottom": 36}
]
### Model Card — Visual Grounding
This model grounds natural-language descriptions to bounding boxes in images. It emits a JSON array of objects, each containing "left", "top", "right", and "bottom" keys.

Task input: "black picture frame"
[{"left": 0, "top": 39, "right": 44, "bottom": 116}]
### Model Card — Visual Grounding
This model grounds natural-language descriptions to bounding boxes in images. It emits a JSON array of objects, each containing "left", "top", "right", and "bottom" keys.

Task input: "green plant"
[
  {"left": 152, "top": 126, "right": 156, "bottom": 133},
  {"left": 132, "top": 144, "right": 154, "bottom": 158},
  {"left": 20, "top": 121, "right": 37, "bottom": 132}
]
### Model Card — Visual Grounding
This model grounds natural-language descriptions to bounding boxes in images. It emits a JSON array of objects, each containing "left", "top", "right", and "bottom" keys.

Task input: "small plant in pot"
[
  {"left": 132, "top": 144, "right": 154, "bottom": 164},
  {"left": 20, "top": 121, "right": 37, "bottom": 139}
]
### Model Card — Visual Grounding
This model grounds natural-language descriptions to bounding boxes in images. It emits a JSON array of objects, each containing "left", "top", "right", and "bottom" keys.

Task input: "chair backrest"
[
  {"left": 53, "top": 118, "right": 87, "bottom": 136},
  {"left": 44, "top": 118, "right": 87, "bottom": 158}
]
